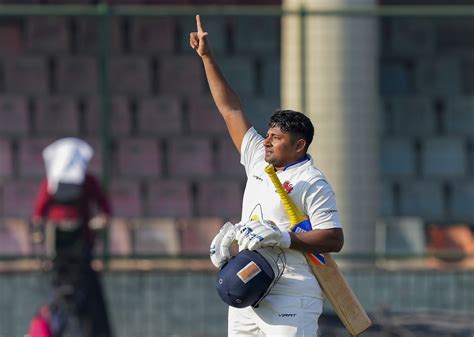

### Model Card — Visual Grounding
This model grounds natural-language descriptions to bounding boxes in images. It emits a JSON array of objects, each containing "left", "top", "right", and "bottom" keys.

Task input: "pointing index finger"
[{"left": 196, "top": 14, "right": 204, "bottom": 33}]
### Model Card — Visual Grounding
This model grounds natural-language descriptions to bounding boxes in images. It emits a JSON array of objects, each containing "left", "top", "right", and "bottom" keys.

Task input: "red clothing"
[
  {"left": 28, "top": 315, "right": 53, "bottom": 337},
  {"left": 33, "top": 173, "right": 111, "bottom": 241}
]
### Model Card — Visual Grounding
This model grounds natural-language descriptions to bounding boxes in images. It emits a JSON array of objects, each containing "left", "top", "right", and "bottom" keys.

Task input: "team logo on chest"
[{"left": 282, "top": 181, "right": 293, "bottom": 194}]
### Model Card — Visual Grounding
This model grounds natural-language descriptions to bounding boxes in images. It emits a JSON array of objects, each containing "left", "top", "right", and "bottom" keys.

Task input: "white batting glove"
[
  {"left": 210, "top": 222, "right": 236, "bottom": 269},
  {"left": 235, "top": 220, "right": 291, "bottom": 251}
]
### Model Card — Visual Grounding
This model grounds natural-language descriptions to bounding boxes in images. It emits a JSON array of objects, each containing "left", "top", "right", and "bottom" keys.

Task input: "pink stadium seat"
[
  {"left": 84, "top": 97, "right": 131, "bottom": 136},
  {"left": 0, "top": 218, "right": 32, "bottom": 255},
  {"left": 56, "top": 57, "right": 99, "bottom": 95},
  {"left": 158, "top": 55, "right": 203, "bottom": 95},
  {"left": 109, "top": 180, "right": 142, "bottom": 217},
  {"left": 130, "top": 17, "right": 176, "bottom": 54},
  {"left": 26, "top": 17, "right": 69, "bottom": 54},
  {"left": 74, "top": 17, "right": 122, "bottom": 54},
  {"left": 115, "top": 138, "right": 161, "bottom": 177},
  {"left": 0, "top": 96, "right": 29, "bottom": 135},
  {"left": 180, "top": 217, "right": 223, "bottom": 255},
  {"left": 0, "top": 139, "right": 13, "bottom": 178},
  {"left": 4, "top": 57, "right": 48, "bottom": 94},
  {"left": 18, "top": 138, "right": 52, "bottom": 178},
  {"left": 188, "top": 97, "right": 227, "bottom": 134},
  {"left": 34, "top": 96, "right": 80, "bottom": 136},
  {"left": 106, "top": 218, "right": 132, "bottom": 256},
  {"left": 2, "top": 180, "right": 40, "bottom": 217},
  {"left": 136, "top": 97, "right": 183, "bottom": 135},
  {"left": 196, "top": 180, "right": 243, "bottom": 217},
  {"left": 167, "top": 138, "right": 214, "bottom": 177},
  {"left": 215, "top": 138, "right": 246, "bottom": 178},
  {"left": 147, "top": 180, "right": 192, "bottom": 217},
  {"left": 0, "top": 24, "right": 23, "bottom": 55},
  {"left": 132, "top": 218, "right": 180, "bottom": 255},
  {"left": 109, "top": 57, "right": 151, "bottom": 95}
]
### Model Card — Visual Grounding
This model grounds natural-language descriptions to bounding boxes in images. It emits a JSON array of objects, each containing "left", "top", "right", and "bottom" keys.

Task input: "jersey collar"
[{"left": 282, "top": 154, "right": 310, "bottom": 171}]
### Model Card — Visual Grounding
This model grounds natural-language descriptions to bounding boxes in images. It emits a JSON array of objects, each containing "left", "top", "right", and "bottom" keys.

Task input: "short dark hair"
[{"left": 269, "top": 110, "right": 314, "bottom": 148}]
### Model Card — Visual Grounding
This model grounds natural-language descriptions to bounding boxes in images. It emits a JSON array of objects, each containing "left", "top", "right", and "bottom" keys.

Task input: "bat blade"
[{"left": 265, "top": 164, "right": 371, "bottom": 336}]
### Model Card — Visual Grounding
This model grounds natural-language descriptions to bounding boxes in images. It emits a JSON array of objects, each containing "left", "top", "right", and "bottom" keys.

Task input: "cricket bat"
[{"left": 265, "top": 164, "right": 371, "bottom": 336}]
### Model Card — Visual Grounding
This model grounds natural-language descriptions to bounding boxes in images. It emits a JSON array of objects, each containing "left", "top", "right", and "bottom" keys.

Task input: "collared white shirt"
[{"left": 240, "top": 127, "right": 342, "bottom": 298}]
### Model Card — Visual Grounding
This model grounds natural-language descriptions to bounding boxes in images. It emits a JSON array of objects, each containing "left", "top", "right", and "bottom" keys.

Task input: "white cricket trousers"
[{"left": 228, "top": 294, "right": 323, "bottom": 337}]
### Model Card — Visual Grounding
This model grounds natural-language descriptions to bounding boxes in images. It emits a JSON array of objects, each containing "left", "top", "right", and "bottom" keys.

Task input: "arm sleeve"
[
  {"left": 32, "top": 179, "right": 51, "bottom": 218},
  {"left": 87, "top": 175, "right": 112, "bottom": 216},
  {"left": 303, "top": 180, "right": 342, "bottom": 230},
  {"left": 240, "top": 127, "right": 265, "bottom": 175}
]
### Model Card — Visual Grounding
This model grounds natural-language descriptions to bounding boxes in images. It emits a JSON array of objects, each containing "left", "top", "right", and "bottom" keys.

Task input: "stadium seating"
[
  {"left": 132, "top": 218, "right": 180, "bottom": 255},
  {"left": 74, "top": 16, "right": 122, "bottom": 54},
  {"left": 3, "top": 57, "right": 49, "bottom": 94},
  {"left": 415, "top": 57, "right": 461, "bottom": 96},
  {"left": 0, "top": 23, "right": 23, "bottom": 56},
  {"left": 232, "top": 17, "right": 280, "bottom": 55},
  {"left": 157, "top": 55, "right": 204, "bottom": 95},
  {"left": 179, "top": 217, "right": 223, "bottom": 255},
  {"left": 85, "top": 96, "right": 132, "bottom": 136},
  {"left": 2, "top": 180, "right": 40, "bottom": 218},
  {"left": 427, "top": 224, "right": 474, "bottom": 268},
  {"left": 421, "top": 138, "right": 466, "bottom": 177},
  {"left": 399, "top": 181, "right": 444, "bottom": 219},
  {"left": 443, "top": 96, "right": 474, "bottom": 137},
  {"left": 146, "top": 180, "right": 193, "bottom": 217},
  {"left": 0, "top": 96, "right": 29, "bottom": 136},
  {"left": 188, "top": 97, "right": 227, "bottom": 135},
  {"left": 109, "top": 180, "right": 143, "bottom": 217},
  {"left": 450, "top": 181, "right": 474, "bottom": 220},
  {"left": 196, "top": 180, "right": 243, "bottom": 217},
  {"left": 0, "top": 218, "right": 31, "bottom": 255},
  {"left": 115, "top": 138, "right": 162, "bottom": 177},
  {"left": 55, "top": 57, "right": 99, "bottom": 95},
  {"left": 215, "top": 138, "right": 246, "bottom": 179},
  {"left": 34, "top": 96, "right": 80, "bottom": 136},
  {"left": 380, "top": 138, "right": 416, "bottom": 176},
  {"left": 389, "top": 97, "right": 436, "bottom": 136},
  {"left": 166, "top": 137, "right": 214, "bottom": 177},
  {"left": 25, "top": 17, "right": 69, "bottom": 54},
  {"left": 0, "top": 139, "right": 12, "bottom": 178},
  {"left": 379, "top": 62, "right": 415, "bottom": 96},
  {"left": 389, "top": 18, "right": 435, "bottom": 57},
  {"left": 129, "top": 17, "right": 176, "bottom": 54},
  {"left": 380, "top": 181, "right": 395, "bottom": 216},
  {"left": 109, "top": 57, "right": 152, "bottom": 95},
  {"left": 375, "top": 217, "right": 426, "bottom": 256},
  {"left": 18, "top": 138, "right": 52, "bottom": 178},
  {"left": 136, "top": 96, "right": 183, "bottom": 135}
]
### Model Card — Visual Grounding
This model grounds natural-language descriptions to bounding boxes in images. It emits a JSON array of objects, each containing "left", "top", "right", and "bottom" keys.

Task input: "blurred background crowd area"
[{"left": 0, "top": 0, "right": 473, "bottom": 266}]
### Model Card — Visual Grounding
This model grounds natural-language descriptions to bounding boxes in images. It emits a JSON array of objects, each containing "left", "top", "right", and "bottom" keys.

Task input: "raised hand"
[{"left": 190, "top": 14, "right": 210, "bottom": 57}]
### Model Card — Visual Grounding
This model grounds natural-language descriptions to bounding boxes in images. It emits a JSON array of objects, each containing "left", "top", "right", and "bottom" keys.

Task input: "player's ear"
[{"left": 295, "top": 138, "right": 306, "bottom": 153}]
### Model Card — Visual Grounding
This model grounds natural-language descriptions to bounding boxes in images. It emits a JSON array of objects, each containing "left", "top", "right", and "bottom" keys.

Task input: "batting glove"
[
  {"left": 236, "top": 220, "right": 291, "bottom": 251},
  {"left": 210, "top": 222, "right": 236, "bottom": 269}
]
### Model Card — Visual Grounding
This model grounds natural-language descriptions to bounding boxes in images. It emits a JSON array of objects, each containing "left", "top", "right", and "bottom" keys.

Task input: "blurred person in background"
[{"left": 31, "top": 137, "right": 113, "bottom": 337}]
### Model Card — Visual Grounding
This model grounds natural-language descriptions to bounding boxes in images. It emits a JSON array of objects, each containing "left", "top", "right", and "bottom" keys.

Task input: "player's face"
[{"left": 264, "top": 127, "right": 303, "bottom": 169}]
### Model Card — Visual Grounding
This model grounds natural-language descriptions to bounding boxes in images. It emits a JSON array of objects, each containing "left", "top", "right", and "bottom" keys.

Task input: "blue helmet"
[{"left": 216, "top": 247, "right": 286, "bottom": 308}]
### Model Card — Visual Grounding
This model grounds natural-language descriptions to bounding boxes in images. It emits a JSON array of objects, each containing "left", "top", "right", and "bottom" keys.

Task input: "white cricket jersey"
[{"left": 240, "top": 127, "right": 343, "bottom": 299}]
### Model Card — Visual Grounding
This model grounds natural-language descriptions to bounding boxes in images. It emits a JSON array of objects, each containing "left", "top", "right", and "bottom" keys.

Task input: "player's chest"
[{"left": 245, "top": 168, "right": 304, "bottom": 222}]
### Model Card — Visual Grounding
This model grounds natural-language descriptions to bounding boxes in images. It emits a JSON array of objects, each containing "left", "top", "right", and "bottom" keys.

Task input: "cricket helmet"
[{"left": 216, "top": 247, "right": 286, "bottom": 308}]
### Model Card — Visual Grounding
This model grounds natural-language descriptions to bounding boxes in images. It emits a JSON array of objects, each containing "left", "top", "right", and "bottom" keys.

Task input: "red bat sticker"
[{"left": 282, "top": 181, "right": 293, "bottom": 194}]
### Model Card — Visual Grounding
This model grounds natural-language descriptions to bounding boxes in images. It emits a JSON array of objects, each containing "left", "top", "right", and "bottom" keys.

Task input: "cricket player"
[{"left": 190, "top": 15, "right": 344, "bottom": 336}]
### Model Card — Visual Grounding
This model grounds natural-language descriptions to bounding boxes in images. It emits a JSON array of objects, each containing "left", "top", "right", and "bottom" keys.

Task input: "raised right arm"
[{"left": 190, "top": 15, "right": 251, "bottom": 153}]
